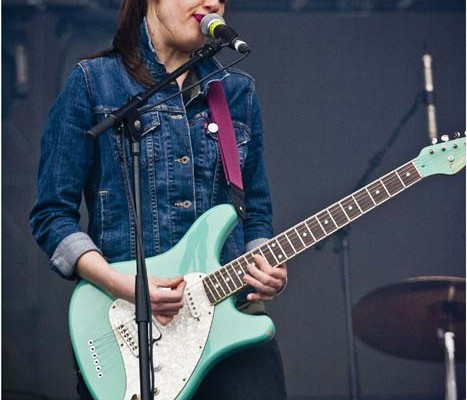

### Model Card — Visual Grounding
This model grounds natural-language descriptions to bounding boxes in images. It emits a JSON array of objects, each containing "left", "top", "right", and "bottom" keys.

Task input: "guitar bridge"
[{"left": 110, "top": 299, "right": 162, "bottom": 357}]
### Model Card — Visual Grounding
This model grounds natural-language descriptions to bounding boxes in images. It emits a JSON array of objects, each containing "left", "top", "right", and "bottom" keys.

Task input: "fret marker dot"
[
  {"left": 215, "top": 284, "right": 219, "bottom": 288},
  {"left": 348, "top": 206, "right": 353, "bottom": 210},
  {"left": 278, "top": 255, "right": 283, "bottom": 259},
  {"left": 375, "top": 190, "right": 380, "bottom": 195},
  {"left": 324, "top": 219, "right": 329, "bottom": 224},
  {"left": 237, "top": 270, "right": 243, "bottom": 275},
  {"left": 303, "top": 233, "right": 307, "bottom": 237},
  {"left": 406, "top": 172, "right": 410, "bottom": 177},
  {"left": 271, "top": 243, "right": 276, "bottom": 247},
  {"left": 226, "top": 278, "right": 230, "bottom": 282}
]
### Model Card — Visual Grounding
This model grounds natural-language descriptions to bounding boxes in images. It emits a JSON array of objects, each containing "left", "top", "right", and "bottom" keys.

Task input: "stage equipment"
[
  {"left": 423, "top": 52, "right": 438, "bottom": 144},
  {"left": 200, "top": 14, "right": 249, "bottom": 54},
  {"left": 353, "top": 276, "right": 465, "bottom": 400}
]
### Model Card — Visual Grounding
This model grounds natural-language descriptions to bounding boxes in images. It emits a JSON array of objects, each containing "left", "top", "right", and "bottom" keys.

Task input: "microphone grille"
[{"left": 200, "top": 13, "right": 225, "bottom": 36}]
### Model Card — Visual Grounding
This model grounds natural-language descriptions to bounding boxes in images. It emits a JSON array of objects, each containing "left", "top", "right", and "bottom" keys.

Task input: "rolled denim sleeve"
[
  {"left": 241, "top": 84, "right": 274, "bottom": 244},
  {"left": 30, "top": 64, "right": 98, "bottom": 279}
]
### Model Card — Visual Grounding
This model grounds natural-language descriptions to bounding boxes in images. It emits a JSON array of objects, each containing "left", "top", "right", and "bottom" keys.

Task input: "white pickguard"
[{"left": 108, "top": 273, "right": 214, "bottom": 400}]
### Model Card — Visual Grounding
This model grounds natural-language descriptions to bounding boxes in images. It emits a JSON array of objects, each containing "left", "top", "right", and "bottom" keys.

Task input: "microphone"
[
  {"left": 200, "top": 14, "right": 250, "bottom": 54},
  {"left": 422, "top": 52, "right": 438, "bottom": 144}
]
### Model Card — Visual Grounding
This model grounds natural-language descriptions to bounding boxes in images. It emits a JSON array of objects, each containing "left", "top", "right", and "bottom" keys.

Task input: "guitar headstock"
[{"left": 414, "top": 132, "right": 466, "bottom": 178}]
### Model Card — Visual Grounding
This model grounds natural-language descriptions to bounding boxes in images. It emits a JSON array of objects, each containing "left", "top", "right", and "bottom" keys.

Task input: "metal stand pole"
[
  {"left": 444, "top": 331, "right": 458, "bottom": 400},
  {"left": 336, "top": 228, "right": 361, "bottom": 400}
]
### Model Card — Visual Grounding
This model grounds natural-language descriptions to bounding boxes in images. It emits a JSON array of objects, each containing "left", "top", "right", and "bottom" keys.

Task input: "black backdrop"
[{"left": 2, "top": 6, "right": 465, "bottom": 400}]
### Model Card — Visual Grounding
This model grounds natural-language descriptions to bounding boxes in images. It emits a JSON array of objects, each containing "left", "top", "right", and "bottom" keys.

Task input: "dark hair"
[{"left": 91, "top": 0, "right": 155, "bottom": 86}]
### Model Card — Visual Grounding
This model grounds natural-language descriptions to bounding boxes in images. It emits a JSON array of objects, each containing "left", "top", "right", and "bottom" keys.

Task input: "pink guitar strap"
[{"left": 207, "top": 81, "right": 247, "bottom": 219}]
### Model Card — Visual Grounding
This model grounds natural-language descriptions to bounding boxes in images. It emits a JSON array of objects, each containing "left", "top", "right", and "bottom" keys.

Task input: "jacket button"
[
  {"left": 180, "top": 156, "right": 190, "bottom": 164},
  {"left": 174, "top": 200, "right": 192, "bottom": 208},
  {"left": 182, "top": 200, "right": 192, "bottom": 208}
]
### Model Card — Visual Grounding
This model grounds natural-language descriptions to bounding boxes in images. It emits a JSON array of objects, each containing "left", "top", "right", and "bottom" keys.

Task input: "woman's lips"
[{"left": 193, "top": 14, "right": 205, "bottom": 23}]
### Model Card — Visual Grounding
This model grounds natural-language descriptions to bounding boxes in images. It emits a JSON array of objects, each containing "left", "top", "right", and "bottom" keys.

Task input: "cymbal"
[{"left": 353, "top": 276, "right": 465, "bottom": 362}]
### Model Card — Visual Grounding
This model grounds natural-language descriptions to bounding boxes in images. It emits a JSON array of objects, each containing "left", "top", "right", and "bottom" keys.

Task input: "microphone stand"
[
  {"left": 334, "top": 91, "right": 424, "bottom": 400},
  {"left": 86, "top": 41, "right": 222, "bottom": 400}
]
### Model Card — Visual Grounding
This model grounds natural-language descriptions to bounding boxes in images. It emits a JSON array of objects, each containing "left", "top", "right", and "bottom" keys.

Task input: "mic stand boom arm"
[
  {"left": 85, "top": 41, "right": 222, "bottom": 400},
  {"left": 86, "top": 41, "right": 222, "bottom": 140}
]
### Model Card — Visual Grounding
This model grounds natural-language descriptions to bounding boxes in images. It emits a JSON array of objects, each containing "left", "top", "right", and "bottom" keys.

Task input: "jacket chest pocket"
[
  {"left": 94, "top": 106, "right": 161, "bottom": 168},
  {"left": 191, "top": 112, "right": 251, "bottom": 171}
]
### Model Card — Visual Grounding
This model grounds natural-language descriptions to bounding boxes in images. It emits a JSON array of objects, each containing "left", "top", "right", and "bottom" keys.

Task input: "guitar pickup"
[{"left": 110, "top": 299, "right": 162, "bottom": 357}]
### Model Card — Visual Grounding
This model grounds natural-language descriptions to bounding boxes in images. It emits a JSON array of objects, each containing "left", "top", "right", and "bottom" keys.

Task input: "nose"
[{"left": 202, "top": 0, "right": 224, "bottom": 14}]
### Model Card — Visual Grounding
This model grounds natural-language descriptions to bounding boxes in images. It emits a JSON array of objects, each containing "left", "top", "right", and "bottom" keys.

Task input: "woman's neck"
[{"left": 146, "top": 14, "right": 190, "bottom": 87}]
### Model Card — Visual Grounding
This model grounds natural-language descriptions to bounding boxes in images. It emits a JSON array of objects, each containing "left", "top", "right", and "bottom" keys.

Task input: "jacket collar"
[{"left": 139, "top": 18, "right": 229, "bottom": 96}]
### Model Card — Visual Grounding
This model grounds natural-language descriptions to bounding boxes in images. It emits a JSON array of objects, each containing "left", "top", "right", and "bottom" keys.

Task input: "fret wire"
[
  {"left": 308, "top": 217, "right": 326, "bottom": 239},
  {"left": 341, "top": 197, "right": 361, "bottom": 220},
  {"left": 395, "top": 170, "right": 407, "bottom": 188},
  {"left": 295, "top": 224, "right": 315, "bottom": 247},
  {"left": 207, "top": 275, "right": 222, "bottom": 300},
  {"left": 256, "top": 246, "right": 268, "bottom": 260},
  {"left": 202, "top": 279, "right": 216, "bottom": 303},
  {"left": 314, "top": 215, "right": 327, "bottom": 233},
  {"left": 221, "top": 266, "right": 237, "bottom": 292},
  {"left": 284, "top": 232, "right": 297, "bottom": 258},
  {"left": 398, "top": 163, "right": 421, "bottom": 186},
  {"left": 228, "top": 262, "right": 244, "bottom": 287},
  {"left": 336, "top": 203, "right": 351, "bottom": 223},
  {"left": 217, "top": 268, "right": 233, "bottom": 294},
  {"left": 286, "top": 229, "right": 305, "bottom": 251},
  {"left": 232, "top": 259, "right": 247, "bottom": 284},
  {"left": 328, "top": 204, "right": 348, "bottom": 227},
  {"left": 368, "top": 181, "right": 389, "bottom": 204},
  {"left": 328, "top": 202, "right": 349, "bottom": 228},
  {"left": 351, "top": 194, "right": 364, "bottom": 214},
  {"left": 212, "top": 272, "right": 227, "bottom": 297},
  {"left": 235, "top": 262, "right": 248, "bottom": 282},
  {"left": 354, "top": 189, "right": 374, "bottom": 212},
  {"left": 303, "top": 221, "right": 317, "bottom": 241},
  {"left": 273, "top": 239, "right": 287, "bottom": 263},
  {"left": 364, "top": 188, "right": 377, "bottom": 206},
  {"left": 223, "top": 264, "right": 237, "bottom": 289},
  {"left": 283, "top": 233, "right": 298, "bottom": 253},
  {"left": 276, "top": 234, "right": 295, "bottom": 257},
  {"left": 294, "top": 227, "right": 307, "bottom": 247},
  {"left": 242, "top": 254, "right": 253, "bottom": 266},
  {"left": 265, "top": 243, "right": 280, "bottom": 264},
  {"left": 259, "top": 245, "right": 278, "bottom": 266},
  {"left": 382, "top": 173, "right": 404, "bottom": 196},
  {"left": 325, "top": 208, "right": 339, "bottom": 227},
  {"left": 380, "top": 179, "right": 391, "bottom": 197},
  {"left": 317, "top": 211, "right": 337, "bottom": 233}
]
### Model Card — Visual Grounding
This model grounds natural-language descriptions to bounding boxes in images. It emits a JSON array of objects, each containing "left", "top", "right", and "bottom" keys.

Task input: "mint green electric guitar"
[{"left": 69, "top": 136, "right": 465, "bottom": 400}]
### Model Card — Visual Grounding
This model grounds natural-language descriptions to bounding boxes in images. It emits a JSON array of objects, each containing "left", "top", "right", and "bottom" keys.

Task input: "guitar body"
[
  {"left": 69, "top": 136, "right": 465, "bottom": 400},
  {"left": 69, "top": 204, "right": 275, "bottom": 400}
]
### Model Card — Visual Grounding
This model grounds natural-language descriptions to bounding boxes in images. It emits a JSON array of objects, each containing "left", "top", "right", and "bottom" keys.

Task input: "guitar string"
[
  {"left": 89, "top": 161, "right": 422, "bottom": 346},
  {"left": 182, "top": 162, "right": 422, "bottom": 300},
  {"left": 158, "top": 162, "right": 422, "bottom": 303},
  {"left": 81, "top": 160, "right": 428, "bottom": 371}
]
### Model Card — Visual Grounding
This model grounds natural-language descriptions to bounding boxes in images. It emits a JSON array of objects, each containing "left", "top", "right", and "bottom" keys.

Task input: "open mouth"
[{"left": 193, "top": 14, "right": 205, "bottom": 23}]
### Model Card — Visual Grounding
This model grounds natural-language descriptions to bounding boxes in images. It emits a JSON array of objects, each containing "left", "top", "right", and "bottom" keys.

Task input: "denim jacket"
[{"left": 30, "top": 20, "right": 273, "bottom": 280}]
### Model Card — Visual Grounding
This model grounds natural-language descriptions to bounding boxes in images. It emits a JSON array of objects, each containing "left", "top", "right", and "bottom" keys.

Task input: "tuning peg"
[
  {"left": 453, "top": 132, "right": 461, "bottom": 138},
  {"left": 441, "top": 134, "right": 450, "bottom": 142}
]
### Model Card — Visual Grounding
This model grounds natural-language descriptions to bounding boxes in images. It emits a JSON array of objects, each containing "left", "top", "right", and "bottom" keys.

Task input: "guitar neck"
[{"left": 202, "top": 160, "right": 423, "bottom": 304}]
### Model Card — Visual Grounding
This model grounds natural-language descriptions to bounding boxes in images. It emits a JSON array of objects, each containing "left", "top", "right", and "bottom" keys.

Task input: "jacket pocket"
[
  {"left": 93, "top": 106, "right": 161, "bottom": 168},
  {"left": 205, "top": 118, "right": 251, "bottom": 168}
]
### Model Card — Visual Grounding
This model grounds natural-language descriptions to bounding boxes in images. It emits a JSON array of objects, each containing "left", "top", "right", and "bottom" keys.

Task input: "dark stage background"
[{"left": 2, "top": 2, "right": 466, "bottom": 399}]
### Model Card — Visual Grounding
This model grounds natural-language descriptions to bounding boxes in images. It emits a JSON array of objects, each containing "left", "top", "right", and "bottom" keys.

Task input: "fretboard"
[{"left": 202, "top": 160, "right": 422, "bottom": 304}]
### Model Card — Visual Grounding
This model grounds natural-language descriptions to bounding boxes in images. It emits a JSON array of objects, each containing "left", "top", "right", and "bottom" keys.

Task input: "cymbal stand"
[
  {"left": 440, "top": 330, "right": 457, "bottom": 400},
  {"left": 438, "top": 294, "right": 459, "bottom": 400}
]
